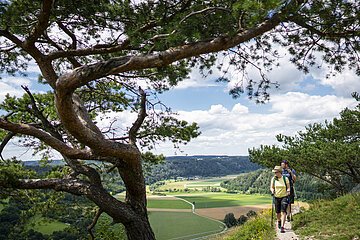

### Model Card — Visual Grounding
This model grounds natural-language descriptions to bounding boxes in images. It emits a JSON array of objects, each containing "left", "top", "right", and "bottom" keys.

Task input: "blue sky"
[{"left": 1, "top": 48, "right": 359, "bottom": 160}]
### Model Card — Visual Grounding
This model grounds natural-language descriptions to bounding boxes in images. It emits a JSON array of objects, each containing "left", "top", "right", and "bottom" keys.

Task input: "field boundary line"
[{"left": 175, "top": 196, "right": 228, "bottom": 239}]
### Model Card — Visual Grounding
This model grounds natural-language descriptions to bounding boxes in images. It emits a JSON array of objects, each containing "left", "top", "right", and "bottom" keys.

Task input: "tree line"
[{"left": 221, "top": 169, "right": 336, "bottom": 200}]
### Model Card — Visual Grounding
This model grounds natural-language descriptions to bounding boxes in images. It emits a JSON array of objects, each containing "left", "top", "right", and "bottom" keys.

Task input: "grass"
[
  {"left": 215, "top": 210, "right": 275, "bottom": 240},
  {"left": 177, "top": 193, "right": 271, "bottom": 208},
  {"left": 292, "top": 193, "right": 360, "bottom": 240},
  {"left": 147, "top": 199, "right": 191, "bottom": 209},
  {"left": 149, "top": 211, "right": 225, "bottom": 240},
  {"left": 27, "top": 214, "right": 68, "bottom": 235}
]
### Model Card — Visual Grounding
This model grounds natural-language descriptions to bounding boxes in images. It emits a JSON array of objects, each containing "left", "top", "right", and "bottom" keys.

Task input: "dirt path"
[{"left": 275, "top": 206, "right": 300, "bottom": 240}]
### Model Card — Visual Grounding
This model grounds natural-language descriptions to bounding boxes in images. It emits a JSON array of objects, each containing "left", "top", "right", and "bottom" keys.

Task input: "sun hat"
[{"left": 272, "top": 166, "right": 282, "bottom": 173}]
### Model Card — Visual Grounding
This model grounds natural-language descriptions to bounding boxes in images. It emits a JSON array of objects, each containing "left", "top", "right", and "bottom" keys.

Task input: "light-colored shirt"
[{"left": 271, "top": 176, "right": 290, "bottom": 198}]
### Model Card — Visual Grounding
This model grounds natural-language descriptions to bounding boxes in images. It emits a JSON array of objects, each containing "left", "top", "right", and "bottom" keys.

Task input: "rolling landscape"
[
  {"left": 3, "top": 155, "right": 355, "bottom": 240},
  {"left": 0, "top": 0, "right": 359, "bottom": 239}
]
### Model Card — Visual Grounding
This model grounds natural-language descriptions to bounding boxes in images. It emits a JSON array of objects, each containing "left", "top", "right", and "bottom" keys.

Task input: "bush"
[
  {"left": 223, "top": 213, "right": 237, "bottom": 228},
  {"left": 224, "top": 210, "right": 275, "bottom": 240},
  {"left": 246, "top": 210, "right": 257, "bottom": 218},
  {"left": 237, "top": 215, "right": 247, "bottom": 225}
]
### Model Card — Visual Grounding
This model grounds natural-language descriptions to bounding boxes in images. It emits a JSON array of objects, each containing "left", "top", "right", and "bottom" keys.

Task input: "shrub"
[
  {"left": 237, "top": 215, "right": 248, "bottom": 225},
  {"left": 246, "top": 210, "right": 257, "bottom": 218},
  {"left": 224, "top": 210, "right": 275, "bottom": 240},
  {"left": 223, "top": 213, "right": 237, "bottom": 228}
]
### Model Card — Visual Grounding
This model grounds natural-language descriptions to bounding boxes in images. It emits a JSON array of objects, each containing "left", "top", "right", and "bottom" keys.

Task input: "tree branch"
[
  {"left": 129, "top": 87, "right": 147, "bottom": 144},
  {"left": 47, "top": 39, "right": 131, "bottom": 60},
  {"left": 24, "top": 0, "right": 54, "bottom": 47},
  {"left": 290, "top": 16, "right": 360, "bottom": 39},
  {"left": 87, "top": 209, "right": 103, "bottom": 240},
  {"left": 0, "top": 119, "right": 94, "bottom": 160},
  {"left": 0, "top": 132, "right": 16, "bottom": 161},
  {"left": 55, "top": 91, "right": 140, "bottom": 165},
  {"left": 179, "top": 7, "right": 231, "bottom": 24},
  {"left": 56, "top": 21, "right": 77, "bottom": 50},
  {"left": 56, "top": 0, "right": 305, "bottom": 93},
  {"left": 0, "top": 178, "right": 90, "bottom": 195},
  {"left": 21, "top": 85, "right": 64, "bottom": 141}
]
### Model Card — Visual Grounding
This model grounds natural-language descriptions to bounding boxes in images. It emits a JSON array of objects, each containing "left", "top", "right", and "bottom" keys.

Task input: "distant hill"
[
  {"left": 22, "top": 156, "right": 261, "bottom": 185},
  {"left": 145, "top": 155, "right": 261, "bottom": 184},
  {"left": 23, "top": 160, "right": 65, "bottom": 166}
]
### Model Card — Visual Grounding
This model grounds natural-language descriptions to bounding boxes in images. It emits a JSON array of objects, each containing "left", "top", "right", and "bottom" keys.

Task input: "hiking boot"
[
  {"left": 287, "top": 215, "right": 291, "bottom": 222},
  {"left": 281, "top": 227, "right": 285, "bottom": 233},
  {"left": 278, "top": 221, "right": 281, "bottom": 229}
]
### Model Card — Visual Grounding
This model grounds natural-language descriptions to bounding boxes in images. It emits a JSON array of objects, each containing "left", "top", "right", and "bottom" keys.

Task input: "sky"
[{"left": 1, "top": 47, "right": 359, "bottom": 160}]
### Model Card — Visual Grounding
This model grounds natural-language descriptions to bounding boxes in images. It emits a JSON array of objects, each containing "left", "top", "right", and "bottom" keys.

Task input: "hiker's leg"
[
  {"left": 280, "top": 197, "right": 289, "bottom": 227},
  {"left": 275, "top": 198, "right": 282, "bottom": 228},
  {"left": 287, "top": 203, "right": 292, "bottom": 221},
  {"left": 281, "top": 211, "right": 287, "bottom": 227}
]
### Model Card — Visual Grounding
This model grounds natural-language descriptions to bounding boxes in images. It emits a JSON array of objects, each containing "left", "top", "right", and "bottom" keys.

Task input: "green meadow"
[
  {"left": 176, "top": 193, "right": 271, "bottom": 208},
  {"left": 149, "top": 211, "right": 224, "bottom": 240},
  {"left": 27, "top": 215, "right": 68, "bottom": 235},
  {"left": 155, "top": 175, "right": 237, "bottom": 191},
  {"left": 147, "top": 199, "right": 191, "bottom": 209}
]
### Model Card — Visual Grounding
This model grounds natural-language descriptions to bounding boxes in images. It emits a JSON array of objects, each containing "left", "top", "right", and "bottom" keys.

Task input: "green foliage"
[
  {"left": 95, "top": 215, "right": 126, "bottom": 240},
  {"left": 221, "top": 169, "right": 335, "bottom": 200},
  {"left": 292, "top": 193, "right": 360, "bottom": 240},
  {"left": 224, "top": 212, "right": 237, "bottom": 228},
  {"left": 223, "top": 210, "right": 275, "bottom": 240},
  {"left": 0, "top": 160, "right": 36, "bottom": 187}
]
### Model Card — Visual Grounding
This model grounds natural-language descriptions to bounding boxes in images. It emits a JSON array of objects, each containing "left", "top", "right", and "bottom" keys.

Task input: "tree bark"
[{"left": 123, "top": 217, "right": 156, "bottom": 240}]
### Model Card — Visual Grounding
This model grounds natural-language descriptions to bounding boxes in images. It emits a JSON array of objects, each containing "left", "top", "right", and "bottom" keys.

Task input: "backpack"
[
  {"left": 283, "top": 168, "right": 294, "bottom": 188},
  {"left": 273, "top": 175, "right": 288, "bottom": 191}
]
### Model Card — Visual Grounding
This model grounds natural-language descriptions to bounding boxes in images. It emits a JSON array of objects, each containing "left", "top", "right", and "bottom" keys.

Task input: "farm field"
[
  {"left": 145, "top": 192, "right": 272, "bottom": 238},
  {"left": 148, "top": 211, "right": 225, "bottom": 240},
  {"left": 27, "top": 215, "right": 68, "bottom": 235},
  {"left": 154, "top": 175, "right": 237, "bottom": 191},
  {"left": 176, "top": 193, "right": 271, "bottom": 209},
  {"left": 147, "top": 198, "right": 191, "bottom": 209}
]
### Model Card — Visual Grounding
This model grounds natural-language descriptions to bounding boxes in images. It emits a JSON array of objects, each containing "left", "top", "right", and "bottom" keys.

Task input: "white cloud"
[
  {"left": 310, "top": 67, "right": 360, "bottom": 97},
  {"left": 0, "top": 76, "right": 32, "bottom": 101},
  {"left": 153, "top": 92, "right": 357, "bottom": 156}
]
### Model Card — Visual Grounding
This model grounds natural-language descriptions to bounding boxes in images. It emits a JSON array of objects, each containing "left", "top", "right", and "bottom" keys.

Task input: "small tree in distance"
[{"left": 0, "top": 0, "right": 359, "bottom": 239}]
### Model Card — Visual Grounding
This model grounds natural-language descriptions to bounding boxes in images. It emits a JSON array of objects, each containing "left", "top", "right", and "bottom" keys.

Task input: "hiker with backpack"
[
  {"left": 281, "top": 160, "right": 297, "bottom": 221},
  {"left": 270, "top": 165, "right": 290, "bottom": 233}
]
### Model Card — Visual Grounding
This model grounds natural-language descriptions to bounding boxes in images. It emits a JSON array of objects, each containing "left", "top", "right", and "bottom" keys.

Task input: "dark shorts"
[{"left": 274, "top": 197, "right": 289, "bottom": 214}]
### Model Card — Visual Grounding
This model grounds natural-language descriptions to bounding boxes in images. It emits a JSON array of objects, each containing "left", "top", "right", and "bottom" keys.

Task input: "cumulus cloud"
[
  {"left": 0, "top": 76, "right": 32, "bottom": 102},
  {"left": 310, "top": 67, "right": 360, "bottom": 97},
  {"left": 153, "top": 93, "right": 357, "bottom": 156}
]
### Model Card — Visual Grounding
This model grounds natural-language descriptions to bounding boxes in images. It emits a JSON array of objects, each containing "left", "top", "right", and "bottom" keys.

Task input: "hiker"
[
  {"left": 281, "top": 160, "right": 297, "bottom": 221},
  {"left": 270, "top": 166, "right": 290, "bottom": 233}
]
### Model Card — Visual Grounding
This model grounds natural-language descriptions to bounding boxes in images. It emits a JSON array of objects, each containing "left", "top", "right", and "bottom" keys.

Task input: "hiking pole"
[{"left": 271, "top": 193, "right": 274, "bottom": 227}]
